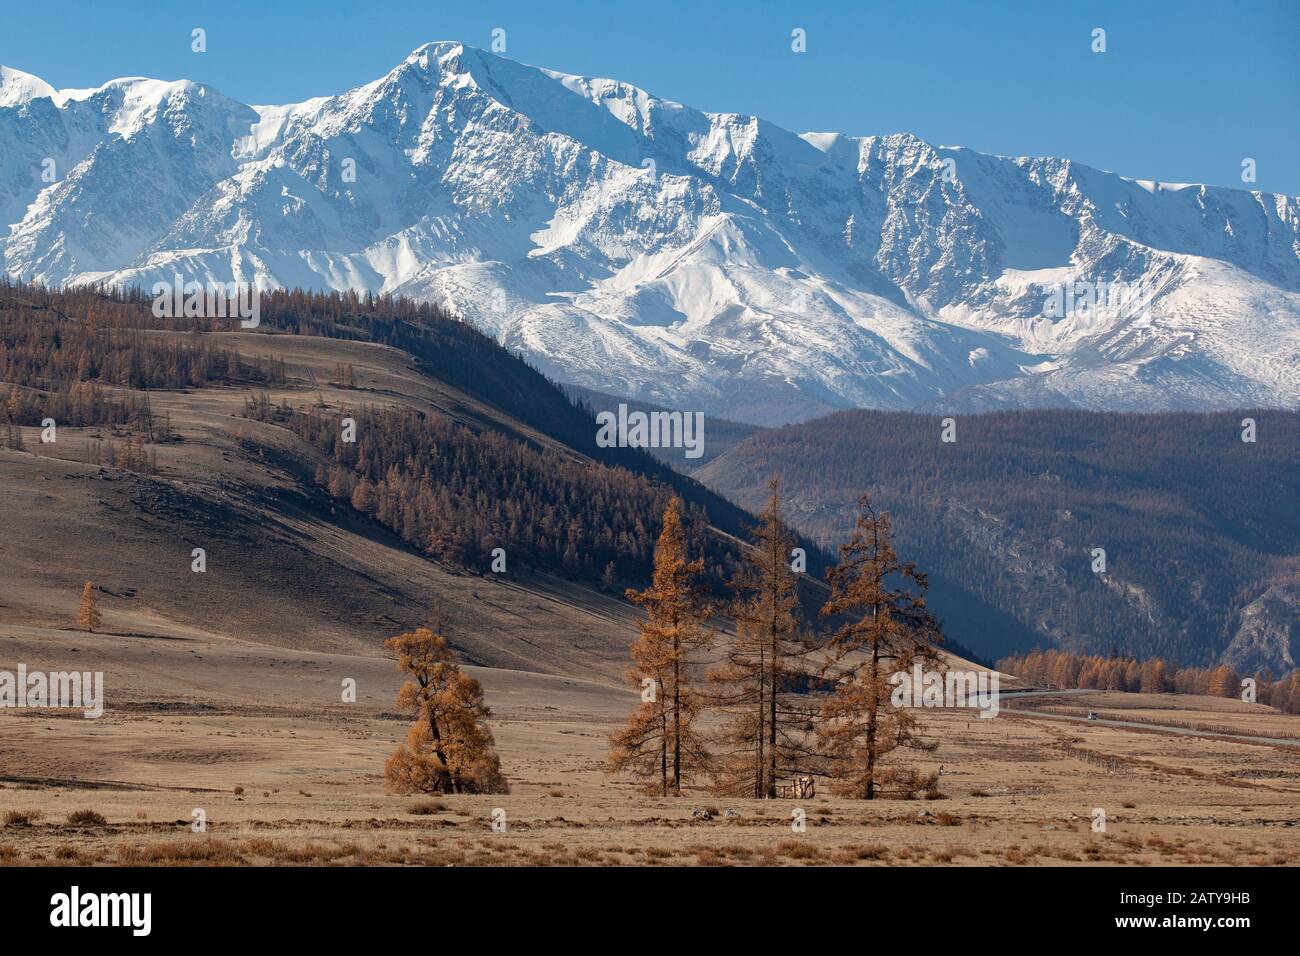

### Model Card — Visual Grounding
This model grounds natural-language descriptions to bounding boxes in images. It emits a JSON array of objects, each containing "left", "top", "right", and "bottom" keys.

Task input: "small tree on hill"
[
  {"left": 384, "top": 627, "right": 508, "bottom": 794},
  {"left": 76, "top": 581, "right": 101, "bottom": 633}
]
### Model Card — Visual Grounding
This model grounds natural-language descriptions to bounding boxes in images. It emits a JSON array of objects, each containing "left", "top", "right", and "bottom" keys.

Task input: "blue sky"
[{"left": 3, "top": 0, "right": 1297, "bottom": 193}]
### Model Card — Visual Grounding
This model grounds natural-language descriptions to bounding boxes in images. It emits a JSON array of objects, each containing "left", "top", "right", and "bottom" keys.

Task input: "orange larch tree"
[
  {"left": 384, "top": 626, "right": 507, "bottom": 795},
  {"left": 816, "top": 495, "right": 944, "bottom": 799},
  {"left": 607, "top": 499, "right": 712, "bottom": 796}
]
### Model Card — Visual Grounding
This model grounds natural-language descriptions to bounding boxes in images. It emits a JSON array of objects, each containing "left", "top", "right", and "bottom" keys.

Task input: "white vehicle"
[{"left": 1086, "top": 712, "right": 1099, "bottom": 721}]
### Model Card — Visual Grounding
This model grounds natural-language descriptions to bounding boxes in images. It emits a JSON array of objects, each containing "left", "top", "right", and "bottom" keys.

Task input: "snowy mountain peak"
[
  {"left": 0, "top": 65, "right": 56, "bottom": 107},
  {"left": 1, "top": 43, "right": 1297, "bottom": 423}
]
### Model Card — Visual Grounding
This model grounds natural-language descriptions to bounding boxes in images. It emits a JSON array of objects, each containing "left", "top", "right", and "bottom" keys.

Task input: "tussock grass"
[
  {"left": 67, "top": 809, "right": 108, "bottom": 826},
  {"left": 2, "top": 809, "right": 43, "bottom": 827},
  {"left": 116, "top": 839, "right": 246, "bottom": 865}
]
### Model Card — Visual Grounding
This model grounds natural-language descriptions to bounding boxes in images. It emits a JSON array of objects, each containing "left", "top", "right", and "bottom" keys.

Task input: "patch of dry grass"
[
  {"left": 67, "top": 809, "right": 108, "bottom": 826},
  {"left": 2, "top": 809, "right": 43, "bottom": 827},
  {"left": 407, "top": 800, "right": 447, "bottom": 815}
]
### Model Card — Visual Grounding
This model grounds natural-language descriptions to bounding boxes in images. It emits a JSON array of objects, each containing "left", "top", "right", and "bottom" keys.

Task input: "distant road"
[{"left": 1001, "top": 691, "right": 1300, "bottom": 748}]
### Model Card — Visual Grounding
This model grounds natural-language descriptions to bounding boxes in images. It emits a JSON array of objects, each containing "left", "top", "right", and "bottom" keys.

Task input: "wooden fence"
[
  {"left": 1061, "top": 742, "right": 1131, "bottom": 774},
  {"left": 776, "top": 775, "right": 816, "bottom": 798}
]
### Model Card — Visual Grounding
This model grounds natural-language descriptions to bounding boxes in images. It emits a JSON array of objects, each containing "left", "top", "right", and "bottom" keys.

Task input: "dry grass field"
[{"left": 2, "top": 616, "right": 1298, "bottom": 866}]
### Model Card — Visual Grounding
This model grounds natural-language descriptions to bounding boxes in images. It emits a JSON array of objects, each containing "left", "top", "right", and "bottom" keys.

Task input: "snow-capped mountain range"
[{"left": 2, "top": 43, "right": 1298, "bottom": 424}]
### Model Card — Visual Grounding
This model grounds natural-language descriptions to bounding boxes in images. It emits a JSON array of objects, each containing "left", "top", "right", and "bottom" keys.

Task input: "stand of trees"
[
  {"left": 0, "top": 278, "right": 280, "bottom": 462},
  {"left": 609, "top": 487, "right": 948, "bottom": 800},
  {"left": 245, "top": 399, "right": 726, "bottom": 585},
  {"left": 997, "top": 648, "right": 1300, "bottom": 714},
  {"left": 1, "top": 280, "right": 285, "bottom": 392},
  {"left": 82, "top": 435, "right": 159, "bottom": 474},
  {"left": 2, "top": 381, "right": 150, "bottom": 430}
]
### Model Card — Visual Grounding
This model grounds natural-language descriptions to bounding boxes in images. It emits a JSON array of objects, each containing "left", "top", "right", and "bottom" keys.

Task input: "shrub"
[{"left": 67, "top": 809, "right": 108, "bottom": 826}]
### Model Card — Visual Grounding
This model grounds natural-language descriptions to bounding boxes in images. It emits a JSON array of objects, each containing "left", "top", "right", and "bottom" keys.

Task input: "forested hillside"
[
  {"left": 0, "top": 281, "right": 284, "bottom": 430},
  {"left": 0, "top": 279, "right": 830, "bottom": 595},
  {"left": 698, "top": 409, "right": 1299, "bottom": 668},
  {"left": 6, "top": 279, "right": 773, "bottom": 553},
  {"left": 244, "top": 397, "right": 729, "bottom": 587}
]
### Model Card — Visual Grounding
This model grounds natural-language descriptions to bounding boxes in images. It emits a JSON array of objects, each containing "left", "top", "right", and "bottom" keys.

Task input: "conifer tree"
[
  {"left": 708, "top": 478, "right": 808, "bottom": 797},
  {"left": 1207, "top": 664, "right": 1239, "bottom": 699},
  {"left": 76, "top": 581, "right": 101, "bottom": 633},
  {"left": 607, "top": 499, "right": 712, "bottom": 796},
  {"left": 1140, "top": 658, "right": 1169, "bottom": 693},
  {"left": 817, "top": 495, "right": 943, "bottom": 799},
  {"left": 384, "top": 627, "right": 507, "bottom": 794}
]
